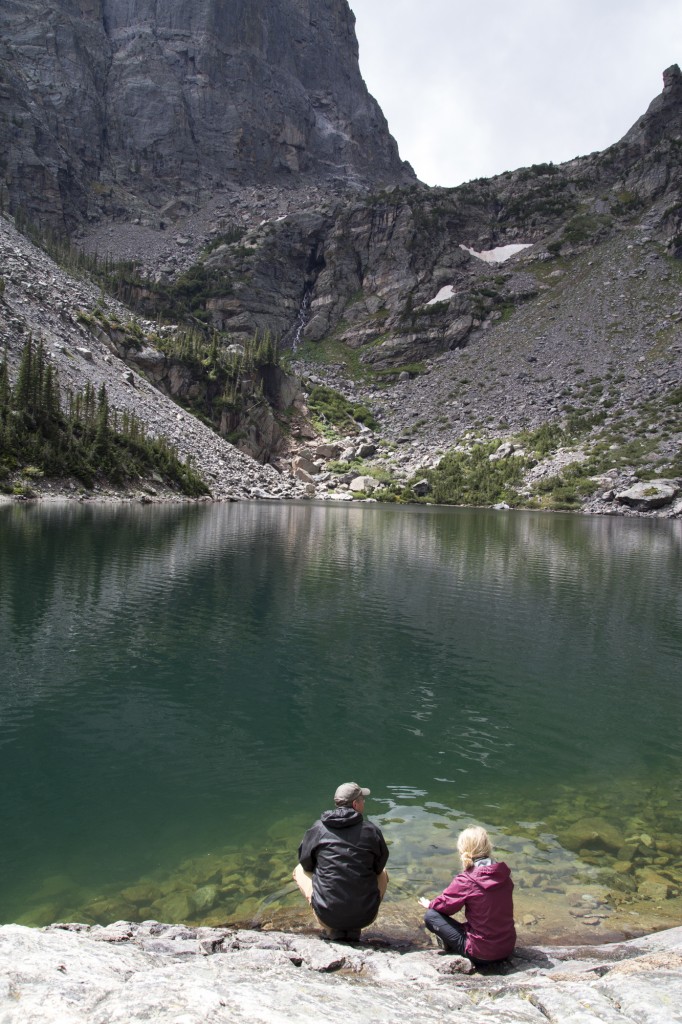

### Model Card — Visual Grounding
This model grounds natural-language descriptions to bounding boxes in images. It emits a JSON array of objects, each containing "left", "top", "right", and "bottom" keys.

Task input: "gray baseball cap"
[{"left": 334, "top": 782, "right": 370, "bottom": 806}]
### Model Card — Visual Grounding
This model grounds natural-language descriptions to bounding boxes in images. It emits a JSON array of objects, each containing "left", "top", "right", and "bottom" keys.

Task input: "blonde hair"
[{"left": 457, "top": 826, "right": 492, "bottom": 870}]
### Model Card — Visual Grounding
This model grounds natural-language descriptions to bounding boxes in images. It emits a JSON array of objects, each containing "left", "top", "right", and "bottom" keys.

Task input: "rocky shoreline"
[{"left": 1, "top": 920, "right": 680, "bottom": 1023}]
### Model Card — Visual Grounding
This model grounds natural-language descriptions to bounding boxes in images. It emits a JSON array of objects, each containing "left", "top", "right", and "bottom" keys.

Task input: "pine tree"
[
  {"left": 34, "top": 337, "right": 46, "bottom": 410},
  {"left": 0, "top": 350, "right": 10, "bottom": 415},
  {"left": 93, "top": 383, "right": 110, "bottom": 462},
  {"left": 14, "top": 335, "right": 34, "bottom": 415},
  {"left": 41, "top": 363, "right": 61, "bottom": 424}
]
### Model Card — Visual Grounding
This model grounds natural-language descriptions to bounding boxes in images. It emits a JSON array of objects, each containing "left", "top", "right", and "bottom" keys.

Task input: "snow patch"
[
  {"left": 426, "top": 285, "right": 456, "bottom": 305},
  {"left": 460, "top": 243, "right": 532, "bottom": 263}
]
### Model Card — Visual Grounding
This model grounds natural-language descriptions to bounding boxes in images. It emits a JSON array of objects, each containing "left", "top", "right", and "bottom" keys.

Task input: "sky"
[{"left": 348, "top": 0, "right": 682, "bottom": 187}]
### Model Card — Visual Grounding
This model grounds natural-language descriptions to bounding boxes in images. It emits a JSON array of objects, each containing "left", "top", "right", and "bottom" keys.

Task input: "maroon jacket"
[{"left": 429, "top": 861, "right": 516, "bottom": 961}]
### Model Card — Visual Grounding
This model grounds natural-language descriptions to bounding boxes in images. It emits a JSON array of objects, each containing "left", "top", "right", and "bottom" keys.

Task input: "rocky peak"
[
  {"left": 0, "top": 0, "right": 413, "bottom": 231},
  {"left": 662, "top": 62, "right": 682, "bottom": 91},
  {"left": 621, "top": 62, "right": 682, "bottom": 148}
]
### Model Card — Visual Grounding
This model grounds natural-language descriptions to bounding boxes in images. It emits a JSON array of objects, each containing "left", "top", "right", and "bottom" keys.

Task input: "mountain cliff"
[
  {"left": 154, "top": 64, "right": 682, "bottom": 366},
  {"left": 0, "top": 0, "right": 413, "bottom": 231},
  {"left": 0, "top": 5, "right": 679, "bottom": 514}
]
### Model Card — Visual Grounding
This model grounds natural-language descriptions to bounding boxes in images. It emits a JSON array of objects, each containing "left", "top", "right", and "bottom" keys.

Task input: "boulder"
[
  {"left": 315, "top": 442, "right": 343, "bottom": 460},
  {"left": 132, "top": 346, "right": 165, "bottom": 369},
  {"left": 349, "top": 475, "right": 377, "bottom": 493},
  {"left": 616, "top": 480, "right": 679, "bottom": 510},
  {"left": 291, "top": 455, "right": 319, "bottom": 477},
  {"left": 489, "top": 441, "right": 517, "bottom": 461}
]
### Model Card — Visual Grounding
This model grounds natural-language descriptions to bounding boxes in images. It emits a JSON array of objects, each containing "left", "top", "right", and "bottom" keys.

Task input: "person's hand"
[{"left": 418, "top": 896, "right": 430, "bottom": 908}]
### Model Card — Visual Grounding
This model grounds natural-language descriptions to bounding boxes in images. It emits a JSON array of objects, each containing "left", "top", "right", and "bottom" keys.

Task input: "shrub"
[
  {"left": 326, "top": 460, "right": 357, "bottom": 474},
  {"left": 418, "top": 441, "right": 527, "bottom": 506},
  {"left": 562, "top": 213, "right": 612, "bottom": 244},
  {"left": 520, "top": 423, "right": 565, "bottom": 458},
  {"left": 308, "top": 384, "right": 378, "bottom": 432}
]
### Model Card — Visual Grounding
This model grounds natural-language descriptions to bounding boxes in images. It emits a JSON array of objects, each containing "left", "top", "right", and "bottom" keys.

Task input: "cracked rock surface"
[{"left": 1, "top": 922, "right": 681, "bottom": 1023}]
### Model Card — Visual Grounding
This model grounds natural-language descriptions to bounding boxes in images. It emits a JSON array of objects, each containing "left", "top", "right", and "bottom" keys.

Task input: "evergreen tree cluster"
[
  {"left": 155, "top": 328, "right": 279, "bottom": 422},
  {"left": 158, "top": 326, "right": 279, "bottom": 376},
  {"left": 0, "top": 337, "right": 209, "bottom": 497}
]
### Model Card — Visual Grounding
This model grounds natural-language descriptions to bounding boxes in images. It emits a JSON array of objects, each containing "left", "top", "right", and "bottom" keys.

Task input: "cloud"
[{"left": 349, "top": 0, "right": 682, "bottom": 185}]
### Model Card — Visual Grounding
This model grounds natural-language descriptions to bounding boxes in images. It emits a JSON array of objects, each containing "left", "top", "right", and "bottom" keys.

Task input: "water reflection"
[{"left": 0, "top": 501, "right": 681, "bottom": 941}]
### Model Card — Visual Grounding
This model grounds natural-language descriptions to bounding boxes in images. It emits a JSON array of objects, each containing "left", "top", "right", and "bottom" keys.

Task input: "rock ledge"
[{"left": 1, "top": 921, "right": 681, "bottom": 1023}]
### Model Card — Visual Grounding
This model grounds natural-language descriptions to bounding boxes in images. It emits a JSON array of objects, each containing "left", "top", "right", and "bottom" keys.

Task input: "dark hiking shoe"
[
  {"left": 431, "top": 934, "right": 459, "bottom": 955},
  {"left": 327, "top": 929, "right": 361, "bottom": 943}
]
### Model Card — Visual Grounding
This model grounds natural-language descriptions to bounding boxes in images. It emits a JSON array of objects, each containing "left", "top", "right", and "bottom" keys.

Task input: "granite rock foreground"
[{"left": 1, "top": 922, "right": 681, "bottom": 1024}]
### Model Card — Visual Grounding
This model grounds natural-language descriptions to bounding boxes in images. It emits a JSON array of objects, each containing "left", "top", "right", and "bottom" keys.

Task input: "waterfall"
[{"left": 285, "top": 289, "right": 312, "bottom": 352}]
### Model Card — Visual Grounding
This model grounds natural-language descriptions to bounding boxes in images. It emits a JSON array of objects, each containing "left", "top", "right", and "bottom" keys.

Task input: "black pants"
[
  {"left": 424, "top": 909, "right": 494, "bottom": 965},
  {"left": 424, "top": 908, "right": 468, "bottom": 954}
]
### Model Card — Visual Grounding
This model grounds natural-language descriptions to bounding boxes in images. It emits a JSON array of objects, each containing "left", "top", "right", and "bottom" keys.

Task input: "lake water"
[{"left": 1, "top": 500, "right": 681, "bottom": 944}]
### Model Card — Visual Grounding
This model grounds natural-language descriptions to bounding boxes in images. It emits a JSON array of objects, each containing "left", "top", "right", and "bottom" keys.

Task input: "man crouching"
[{"left": 293, "top": 782, "right": 389, "bottom": 942}]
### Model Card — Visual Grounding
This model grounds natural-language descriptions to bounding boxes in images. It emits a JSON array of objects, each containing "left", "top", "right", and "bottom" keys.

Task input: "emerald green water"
[{"left": 1, "top": 501, "right": 681, "bottom": 940}]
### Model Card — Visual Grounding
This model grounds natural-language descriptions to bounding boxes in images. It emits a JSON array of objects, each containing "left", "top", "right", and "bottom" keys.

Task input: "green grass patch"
[
  {"left": 374, "top": 362, "right": 427, "bottom": 380},
  {"left": 518, "top": 422, "right": 566, "bottom": 458},
  {"left": 307, "top": 384, "right": 378, "bottom": 433}
]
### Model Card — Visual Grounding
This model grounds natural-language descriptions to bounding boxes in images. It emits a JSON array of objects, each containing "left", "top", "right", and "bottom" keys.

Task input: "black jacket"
[{"left": 298, "top": 807, "right": 389, "bottom": 930}]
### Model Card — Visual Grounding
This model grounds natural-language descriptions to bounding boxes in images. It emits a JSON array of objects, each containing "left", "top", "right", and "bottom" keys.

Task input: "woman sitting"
[{"left": 419, "top": 825, "right": 516, "bottom": 964}]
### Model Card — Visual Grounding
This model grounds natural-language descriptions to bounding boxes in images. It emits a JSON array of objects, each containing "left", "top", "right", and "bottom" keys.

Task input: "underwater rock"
[
  {"left": 615, "top": 843, "right": 641, "bottom": 863},
  {"left": 611, "top": 860, "right": 636, "bottom": 875},
  {"left": 13, "top": 903, "right": 63, "bottom": 928},
  {"left": 34, "top": 875, "right": 76, "bottom": 899},
  {"left": 179, "top": 855, "right": 223, "bottom": 886},
  {"left": 152, "top": 890, "right": 195, "bottom": 922},
  {"left": 557, "top": 818, "right": 625, "bottom": 854},
  {"left": 121, "top": 883, "right": 162, "bottom": 906},
  {"left": 220, "top": 872, "right": 242, "bottom": 889},
  {"left": 637, "top": 869, "right": 674, "bottom": 901},
  {"left": 81, "top": 897, "right": 137, "bottom": 923},
  {"left": 638, "top": 881, "right": 672, "bottom": 902},
  {"left": 229, "top": 897, "right": 261, "bottom": 923},
  {"left": 191, "top": 886, "right": 220, "bottom": 914}
]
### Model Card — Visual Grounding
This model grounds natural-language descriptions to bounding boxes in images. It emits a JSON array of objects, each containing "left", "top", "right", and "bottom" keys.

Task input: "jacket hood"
[
  {"left": 468, "top": 861, "right": 512, "bottom": 890},
  {"left": 320, "top": 807, "right": 363, "bottom": 829}
]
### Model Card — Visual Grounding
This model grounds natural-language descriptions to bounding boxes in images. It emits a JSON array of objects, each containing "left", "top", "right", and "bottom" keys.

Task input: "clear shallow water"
[{"left": 1, "top": 501, "right": 681, "bottom": 941}]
